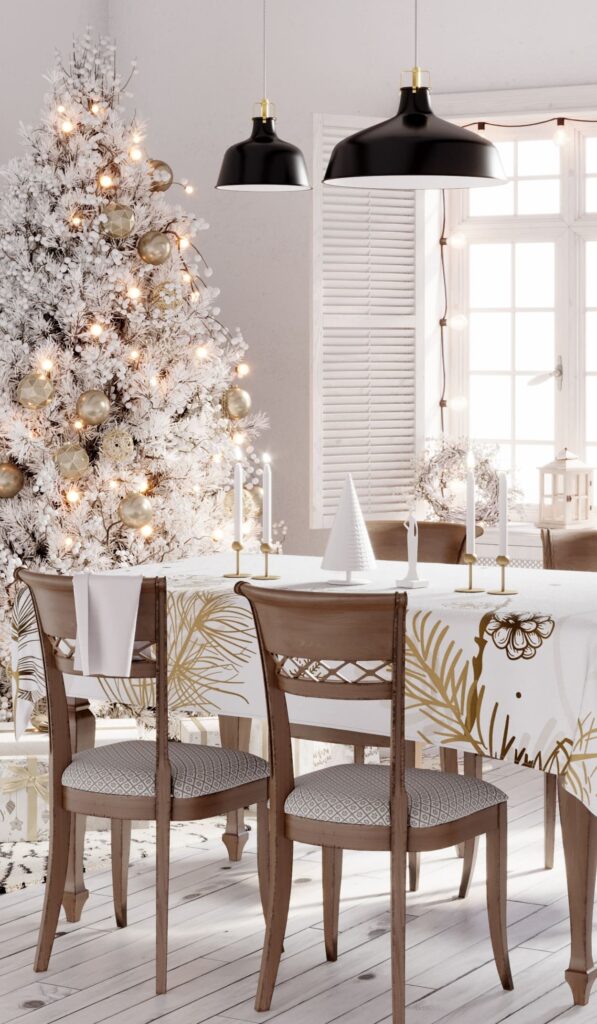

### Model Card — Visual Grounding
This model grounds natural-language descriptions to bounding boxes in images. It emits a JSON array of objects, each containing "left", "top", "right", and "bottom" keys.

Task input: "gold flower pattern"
[{"left": 485, "top": 612, "right": 555, "bottom": 660}]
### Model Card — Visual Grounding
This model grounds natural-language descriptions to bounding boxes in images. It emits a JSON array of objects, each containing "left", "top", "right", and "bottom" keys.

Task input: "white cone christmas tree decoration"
[{"left": 322, "top": 474, "right": 376, "bottom": 585}]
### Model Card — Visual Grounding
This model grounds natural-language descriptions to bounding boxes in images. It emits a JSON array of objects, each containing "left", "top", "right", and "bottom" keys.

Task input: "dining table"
[{"left": 11, "top": 551, "right": 597, "bottom": 1006}]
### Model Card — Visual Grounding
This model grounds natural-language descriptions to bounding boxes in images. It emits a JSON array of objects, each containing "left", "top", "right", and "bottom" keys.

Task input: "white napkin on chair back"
[{"left": 73, "top": 573, "right": 143, "bottom": 677}]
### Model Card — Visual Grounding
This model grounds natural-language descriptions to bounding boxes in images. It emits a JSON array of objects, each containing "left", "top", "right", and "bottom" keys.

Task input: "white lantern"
[{"left": 536, "top": 448, "right": 593, "bottom": 529}]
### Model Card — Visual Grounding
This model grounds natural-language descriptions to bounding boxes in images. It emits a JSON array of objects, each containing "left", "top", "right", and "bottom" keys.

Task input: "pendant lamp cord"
[
  {"left": 262, "top": 0, "right": 268, "bottom": 99},
  {"left": 439, "top": 189, "right": 448, "bottom": 435}
]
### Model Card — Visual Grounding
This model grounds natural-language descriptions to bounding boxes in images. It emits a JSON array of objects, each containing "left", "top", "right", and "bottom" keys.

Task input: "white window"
[
  {"left": 447, "top": 121, "right": 597, "bottom": 512},
  {"left": 311, "top": 115, "right": 424, "bottom": 528}
]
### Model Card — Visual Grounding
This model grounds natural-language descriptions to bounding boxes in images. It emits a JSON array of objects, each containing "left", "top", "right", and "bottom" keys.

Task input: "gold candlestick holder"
[
  {"left": 487, "top": 554, "right": 517, "bottom": 596},
  {"left": 252, "top": 542, "right": 281, "bottom": 581},
  {"left": 223, "top": 541, "right": 252, "bottom": 579},
  {"left": 454, "top": 552, "right": 485, "bottom": 594}
]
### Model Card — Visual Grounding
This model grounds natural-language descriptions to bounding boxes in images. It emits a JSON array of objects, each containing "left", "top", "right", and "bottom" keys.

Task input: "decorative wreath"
[{"left": 414, "top": 438, "right": 522, "bottom": 525}]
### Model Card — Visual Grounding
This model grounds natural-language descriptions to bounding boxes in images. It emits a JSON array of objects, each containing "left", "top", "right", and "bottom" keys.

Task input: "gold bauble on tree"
[
  {"left": 102, "top": 202, "right": 135, "bottom": 239},
  {"left": 0, "top": 463, "right": 24, "bottom": 498},
  {"left": 148, "top": 159, "right": 174, "bottom": 192},
  {"left": 249, "top": 484, "right": 263, "bottom": 514},
  {"left": 151, "top": 281, "right": 182, "bottom": 311},
  {"left": 223, "top": 486, "right": 258, "bottom": 519},
  {"left": 54, "top": 443, "right": 90, "bottom": 481},
  {"left": 223, "top": 386, "right": 251, "bottom": 420},
  {"left": 137, "top": 231, "right": 171, "bottom": 266},
  {"left": 118, "top": 492, "right": 152, "bottom": 529},
  {"left": 17, "top": 372, "right": 54, "bottom": 410},
  {"left": 100, "top": 428, "right": 135, "bottom": 465},
  {"left": 76, "top": 389, "right": 110, "bottom": 426}
]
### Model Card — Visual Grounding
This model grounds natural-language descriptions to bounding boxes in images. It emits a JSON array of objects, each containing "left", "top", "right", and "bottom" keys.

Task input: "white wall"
[{"left": 4, "top": 0, "right": 597, "bottom": 552}]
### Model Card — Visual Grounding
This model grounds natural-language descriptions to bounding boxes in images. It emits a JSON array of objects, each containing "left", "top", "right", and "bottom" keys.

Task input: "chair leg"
[
  {"left": 322, "top": 847, "right": 342, "bottom": 961},
  {"left": 391, "top": 831, "right": 407, "bottom": 1024},
  {"left": 544, "top": 772, "right": 557, "bottom": 870},
  {"left": 408, "top": 851, "right": 420, "bottom": 893},
  {"left": 256, "top": 799, "right": 270, "bottom": 920},
  {"left": 486, "top": 802, "right": 513, "bottom": 990},
  {"left": 406, "top": 741, "right": 421, "bottom": 891},
  {"left": 111, "top": 818, "right": 132, "bottom": 928},
  {"left": 354, "top": 745, "right": 365, "bottom": 764},
  {"left": 155, "top": 813, "right": 171, "bottom": 995},
  {"left": 458, "top": 838, "right": 479, "bottom": 899},
  {"left": 255, "top": 832, "right": 293, "bottom": 1011},
  {"left": 35, "top": 806, "right": 71, "bottom": 972}
]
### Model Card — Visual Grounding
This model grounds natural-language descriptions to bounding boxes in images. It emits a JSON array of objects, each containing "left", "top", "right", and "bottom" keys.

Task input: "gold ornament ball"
[
  {"left": 137, "top": 230, "right": 171, "bottom": 266},
  {"left": 250, "top": 484, "right": 263, "bottom": 514},
  {"left": 100, "top": 428, "right": 135, "bottom": 465},
  {"left": 223, "top": 486, "right": 258, "bottom": 519},
  {"left": 0, "top": 463, "right": 24, "bottom": 498},
  {"left": 224, "top": 386, "right": 251, "bottom": 420},
  {"left": 76, "top": 389, "right": 110, "bottom": 426},
  {"left": 148, "top": 159, "right": 174, "bottom": 192},
  {"left": 17, "top": 372, "right": 54, "bottom": 410},
  {"left": 54, "top": 443, "right": 90, "bottom": 481},
  {"left": 102, "top": 202, "right": 135, "bottom": 239},
  {"left": 118, "top": 492, "right": 152, "bottom": 529},
  {"left": 151, "top": 281, "right": 182, "bottom": 311}
]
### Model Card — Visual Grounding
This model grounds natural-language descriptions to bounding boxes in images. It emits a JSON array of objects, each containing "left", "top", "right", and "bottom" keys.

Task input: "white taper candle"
[
  {"left": 466, "top": 451, "right": 476, "bottom": 556},
  {"left": 498, "top": 472, "right": 508, "bottom": 556},
  {"left": 262, "top": 454, "right": 272, "bottom": 545},
  {"left": 233, "top": 458, "right": 243, "bottom": 545}
]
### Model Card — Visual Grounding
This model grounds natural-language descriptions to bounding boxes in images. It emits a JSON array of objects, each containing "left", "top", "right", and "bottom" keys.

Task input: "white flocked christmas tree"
[{"left": 0, "top": 32, "right": 266, "bottom": 707}]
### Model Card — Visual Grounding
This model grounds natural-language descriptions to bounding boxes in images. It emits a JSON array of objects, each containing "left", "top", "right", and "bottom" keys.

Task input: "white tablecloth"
[{"left": 12, "top": 553, "right": 597, "bottom": 813}]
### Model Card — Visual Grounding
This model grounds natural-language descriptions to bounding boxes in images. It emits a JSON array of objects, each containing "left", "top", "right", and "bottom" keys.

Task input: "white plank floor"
[{"left": 0, "top": 760, "right": 595, "bottom": 1024}]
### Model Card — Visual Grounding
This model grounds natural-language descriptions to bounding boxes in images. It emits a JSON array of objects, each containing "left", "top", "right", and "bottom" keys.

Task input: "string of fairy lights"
[{"left": 437, "top": 112, "right": 597, "bottom": 434}]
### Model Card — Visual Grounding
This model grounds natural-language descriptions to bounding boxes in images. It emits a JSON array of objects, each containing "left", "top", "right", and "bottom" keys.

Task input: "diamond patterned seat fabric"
[
  {"left": 62, "top": 741, "right": 269, "bottom": 799},
  {"left": 284, "top": 763, "right": 506, "bottom": 829}
]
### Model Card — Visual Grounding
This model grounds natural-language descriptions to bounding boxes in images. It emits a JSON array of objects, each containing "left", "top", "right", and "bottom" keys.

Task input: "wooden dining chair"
[
  {"left": 237, "top": 583, "right": 513, "bottom": 1022},
  {"left": 539, "top": 527, "right": 597, "bottom": 868},
  {"left": 368, "top": 519, "right": 484, "bottom": 893},
  {"left": 17, "top": 568, "right": 270, "bottom": 995}
]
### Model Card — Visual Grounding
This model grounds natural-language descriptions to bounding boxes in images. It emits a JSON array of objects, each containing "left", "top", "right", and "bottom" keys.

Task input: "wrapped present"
[{"left": 0, "top": 755, "right": 49, "bottom": 842}]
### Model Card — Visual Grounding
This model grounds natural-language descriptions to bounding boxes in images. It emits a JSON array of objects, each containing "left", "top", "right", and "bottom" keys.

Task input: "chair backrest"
[
  {"left": 236, "top": 583, "right": 407, "bottom": 816},
  {"left": 367, "top": 520, "right": 484, "bottom": 564},
  {"left": 15, "top": 569, "right": 168, "bottom": 800},
  {"left": 541, "top": 528, "right": 597, "bottom": 571}
]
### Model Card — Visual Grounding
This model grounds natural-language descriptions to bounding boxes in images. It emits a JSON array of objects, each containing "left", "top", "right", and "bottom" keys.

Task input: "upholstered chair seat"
[
  {"left": 62, "top": 740, "right": 269, "bottom": 799},
  {"left": 284, "top": 763, "right": 507, "bottom": 829}
]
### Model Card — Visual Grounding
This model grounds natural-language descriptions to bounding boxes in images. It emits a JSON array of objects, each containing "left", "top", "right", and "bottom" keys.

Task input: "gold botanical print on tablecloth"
[
  {"left": 485, "top": 611, "right": 555, "bottom": 660},
  {"left": 562, "top": 713, "right": 597, "bottom": 807},
  {"left": 11, "top": 585, "right": 45, "bottom": 707},
  {"left": 405, "top": 607, "right": 572, "bottom": 772}
]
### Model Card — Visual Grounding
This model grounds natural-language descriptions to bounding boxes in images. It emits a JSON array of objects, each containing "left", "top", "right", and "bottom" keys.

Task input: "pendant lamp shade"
[
  {"left": 216, "top": 115, "right": 310, "bottom": 191},
  {"left": 324, "top": 85, "right": 505, "bottom": 190}
]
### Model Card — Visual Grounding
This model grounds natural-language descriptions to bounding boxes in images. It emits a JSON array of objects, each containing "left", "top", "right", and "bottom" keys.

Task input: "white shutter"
[{"left": 312, "top": 115, "right": 419, "bottom": 527}]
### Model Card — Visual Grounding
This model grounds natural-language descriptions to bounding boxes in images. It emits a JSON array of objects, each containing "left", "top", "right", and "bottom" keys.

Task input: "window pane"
[
  {"left": 469, "top": 312, "right": 511, "bottom": 370},
  {"left": 515, "top": 375, "right": 554, "bottom": 441},
  {"left": 586, "top": 312, "right": 597, "bottom": 371},
  {"left": 469, "top": 181, "right": 514, "bottom": 217},
  {"left": 517, "top": 139, "right": 559, "bottom": 177},
  {"left": 495, "top": 141, "right": 515, "bottom": 178},
  {"left": 517, "top": 179, "right": 560, "bottom": 215},
  {"left": 587, "top": 242, "right": 597, "bottom": 307},
  {"left": 515, "top": 312, "right": 554, "bottom": 371},
  {"left": 586, "top": 377, "right": 597, "bottom": 442},
  {"left": 514, "top": 444, "right": 554, "bottom": 504},
  {"left": 586, "top": 138, "right": 597, "bottom": 174},
  {"left": 469, "top": 374, "right": 511, "bottom": 438},
  {"left": 585, "top": 177, "right": 597, "bottom": 213},
  {"left": 469, "top": 244, "right": 512, "bottom": 308},
  {"left": 515, "top": 243, "right": 554, "bottom": 307}
]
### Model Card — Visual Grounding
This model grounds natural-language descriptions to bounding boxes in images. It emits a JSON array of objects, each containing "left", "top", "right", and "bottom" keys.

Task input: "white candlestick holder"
[
  {"left": 454, "top": 552, "right": 485, "bottom": 594},
  {"left": 487, "top": 554, "right": 517, "bottom": 596},
  {"left": 223, "top": 541, "right": 252, "bottom": 579}
]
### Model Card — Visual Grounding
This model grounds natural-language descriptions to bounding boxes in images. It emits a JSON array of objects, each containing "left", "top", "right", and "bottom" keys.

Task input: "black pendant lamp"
[
  {"left": 216, "top": 0, "right": 310, "bottom": 191},
  {"left": 324, "top": 1, "right": 505, "bottom": 190}
]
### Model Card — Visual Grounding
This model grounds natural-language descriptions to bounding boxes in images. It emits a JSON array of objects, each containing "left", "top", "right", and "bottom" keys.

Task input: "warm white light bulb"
[
  {"left": 129, "top": 145, "right": 143, "bottom": 162},
  {"left": 137, "top": 477, "right": 149, "bottom": 493},
  {"left": 212, "top": 527, "right": 224, "bottom": 542},
  {"left": 181, "top": 271, "right": 192, "bottom": 283},
  {"left": 262, "top": 452, "right": 271, "bottom": 464},
  {"left": 57, "top": 105, "right": 66, "bottom": 114},
  {"left": 127, "top": 285, "right": 141, "bottom": 300},
  {"left": 66, "top": 488, "right": 80, "bottom": 504},
  {"left": 184, "top": 184, "right": 194, "bottom": 195},
  {"left": 129, "top": 349, "right": 140, "bottom": 361},
  {"left": 61, "top": 119, "right": 74, "bottom": 134},
  {"left": 212, "top": 452, "right": 222, "bottom": 464},
  {"left": 150, "top": 376, "right": 158, "bottom": 388},
  {"left": 178, "top": 237, "right": 190, "bottom": 250},
  {"left": 99, "top": 173, "right": 113, "bottom": 189},
  {"left": 89, "top": 322, "right": 103, "bottom": 338},
  {"left": 196, "top": 345, "right": 208, "bottom": 359},
  {"left": 236, "top": 362, "right": 250, "bottom": 378},
  {"left": 109, "top": 479, "right": 118, "bottom": 490},
  {"left": 90, "top": 101, "right": 101, "bottom": 115},
  {"left": 70, "top": 213, "right": 82, "bottom": 228},
  {"left": 447, "top": 232, "right": 467, "bottom": 250},
  {"left": 233, "top": 432, "right": 245, "bottom": 446},
  {"left": 41, "top": 358, "right": 53, "bottom": 372},
  {"left": 64, "top": 535, "right": 73, "bottom": 549},
  {"left": 140, "top": 524, "right": 153, "bottom": 538},
  {"left": 448, "top": 313, "right": 468, "bottom": 331},
  {"left": 73, "top": 419, "right": 84, "bottom": 430}
]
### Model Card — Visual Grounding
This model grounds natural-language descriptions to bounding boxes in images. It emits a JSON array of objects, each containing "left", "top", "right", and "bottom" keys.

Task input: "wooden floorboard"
[{"left": 0, "top": 763, "right": 596, "bottom": 1023}]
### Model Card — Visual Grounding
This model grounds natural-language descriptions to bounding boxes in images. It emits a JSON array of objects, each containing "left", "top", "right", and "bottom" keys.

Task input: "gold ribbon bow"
[{"left": 0, "top": 757, "right": 49, "bottom": 842}]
